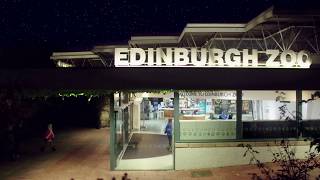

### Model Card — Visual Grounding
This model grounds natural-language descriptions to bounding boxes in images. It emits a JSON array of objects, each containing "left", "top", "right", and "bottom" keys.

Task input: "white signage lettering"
[{"left": 114, "top": 48, "right": 312, "bottom": 68}]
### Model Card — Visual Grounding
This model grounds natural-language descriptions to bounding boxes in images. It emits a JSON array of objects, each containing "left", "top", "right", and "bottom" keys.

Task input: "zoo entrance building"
[{"left": 50, "top": 7, "right": 320, "bottom": 170}]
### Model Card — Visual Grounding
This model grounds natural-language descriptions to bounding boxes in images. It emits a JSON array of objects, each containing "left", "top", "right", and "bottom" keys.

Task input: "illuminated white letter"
[
  {"left": 147, "top": 48, "right": 155, "bottom": 66},
  {"left": 156, "top": 48, "right": 173, "bottom": 66},
  {"left": 209, "top": 48, "right": 224, "bottom": 66},
  {"left": 190, "top": 48, "right": 197, "bottom": 66},
  {"left": 191, "top": 48, "right": 207, "bottom": 66},
  {"left": 280, "top": 50, "right": 296, "bottom": 67},
  {"left": 225, "top": 48, "right": 241, "bottom": 66},
  {"left": 243, "top": 49, "right": 258, "bottom": 67},
  {"left": 130, "top": 48, "right": 146, "bottom": 66},
  {"left": 114, "top": 48, "right": 129, "bottom": 67},
  {"left": 297, "top": 50, "right": 311, "bottom": 68},
  {"left": 266, "top": 49, "right": 280, "bottom": 67},
  {"left": 174, "top": 48, "right": 189, "bottom": 66}
]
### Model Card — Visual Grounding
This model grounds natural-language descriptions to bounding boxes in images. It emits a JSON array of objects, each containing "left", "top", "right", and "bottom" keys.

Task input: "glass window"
[
  {"left": 114, "top": 92, "right": 123, "bottom": 158},
  {"left": 302, "top": 91, "right": 320, "bottom": 120},
  {"left": 179, "top": 90, "right": 236, "bottom": 141},
  {"left": 114, "top": 92, "right": 133, "bottom": 158},
  {"left": 242, "top": 90, "right": 297, "bottom": 139},
  {"left": 301, "top": 90, "right": 320, "bottom": 137}
]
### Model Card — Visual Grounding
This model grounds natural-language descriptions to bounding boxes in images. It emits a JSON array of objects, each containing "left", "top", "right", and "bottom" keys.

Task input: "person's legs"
[
  {"left": 50, "top": 141, "right": 56, "bottom": 151},
  {"left": 41, "top": 140, "right": 47, "bottom": 152},
  {"left": 167, "top": 135, "right": 172, "bottom": 151}
]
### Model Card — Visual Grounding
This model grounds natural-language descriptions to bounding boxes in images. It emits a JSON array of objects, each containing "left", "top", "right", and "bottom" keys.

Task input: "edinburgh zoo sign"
[{"left": 114, "top": 48, "right": 312, "bottom": 68}]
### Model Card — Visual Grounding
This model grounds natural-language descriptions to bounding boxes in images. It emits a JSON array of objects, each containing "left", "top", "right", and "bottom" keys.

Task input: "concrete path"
[{"left": 0, "top": 128, "right": 312, "bottom": 180}]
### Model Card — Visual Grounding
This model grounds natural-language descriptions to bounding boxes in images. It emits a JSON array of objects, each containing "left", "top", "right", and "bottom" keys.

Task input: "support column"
[
  {"left": 174, "top": 91, "right": 180, "bottom": 142},
  {"left": 109, "top": 93, "right": 116, "bottom": 170},
  {"left": 99, "top": 96, "right": 110, "bottom": 128},
  {"left": 236, "top": 90, "right": 243, "bottom": 139},
  {"left": 173, "top": 91, "right": 180, "bottom": 170},
  {"left": 133, "top": 98, "right": 142, "bottom": 131},
  {"left": 296, "top": 90, "right": 302, "bottom": 138}
]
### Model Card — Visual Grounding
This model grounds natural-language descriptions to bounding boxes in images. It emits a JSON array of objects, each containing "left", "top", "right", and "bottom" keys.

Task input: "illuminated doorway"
[{"left": 113, "top": 92, "right": 174, "bottom": 170}]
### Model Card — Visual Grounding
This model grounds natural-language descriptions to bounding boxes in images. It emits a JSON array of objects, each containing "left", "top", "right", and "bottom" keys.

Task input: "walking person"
[
  {"left": 41, "top": 123, "right": 56, "bottom": 152},
  {"left": 164, "top": 118, "right": 173, "bottom": 152}
]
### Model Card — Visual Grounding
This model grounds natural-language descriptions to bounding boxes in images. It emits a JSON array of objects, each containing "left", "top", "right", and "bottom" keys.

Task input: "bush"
[{"left": 239, "top": 138, "right": 320, "bottom": 180}]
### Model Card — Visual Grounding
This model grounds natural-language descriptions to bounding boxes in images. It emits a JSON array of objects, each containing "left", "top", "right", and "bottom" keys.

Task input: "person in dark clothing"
[
  {"left": 164, "top": 118, "right": 173, "bottom": 152},
  {"left": 7, "top": 123, "right": 16, "bottom": 161}
]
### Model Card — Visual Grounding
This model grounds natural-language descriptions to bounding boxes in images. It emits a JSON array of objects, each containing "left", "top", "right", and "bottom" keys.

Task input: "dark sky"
[{"left": 0, "top": 0, "right": 317, "bottom": 68}]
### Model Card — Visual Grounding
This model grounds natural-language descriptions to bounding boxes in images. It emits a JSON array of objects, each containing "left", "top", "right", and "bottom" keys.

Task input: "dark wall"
[
  {"left": 0, "top": 68, "right": 320, "bottom": 90},
  {"left": 0, "top": 93, "right": 105, "bottom": 161},
  {"left": 43, "top": 96, "right": 101, "bottom": 129},
  {"left": 0, "top": 95, "right": 102, "bottom": 147}
]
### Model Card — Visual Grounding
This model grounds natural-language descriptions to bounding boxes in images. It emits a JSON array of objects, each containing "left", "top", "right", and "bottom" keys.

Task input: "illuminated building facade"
[{"left": 51, "top": 7, "right": 320, "bottom": 170}]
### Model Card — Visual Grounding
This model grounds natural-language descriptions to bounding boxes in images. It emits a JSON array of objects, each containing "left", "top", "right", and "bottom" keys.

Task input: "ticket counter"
[{"left": 160, "top": 108, "right": 174, "bottom": 118}]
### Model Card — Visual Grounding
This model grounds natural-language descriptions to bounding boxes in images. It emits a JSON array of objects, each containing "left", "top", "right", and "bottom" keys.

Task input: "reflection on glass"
[
  {"left": 242, "top": 91, "right": 296, "bottom": 121},
  {"left": 242, "top": 90, "right": 297, "bottom": 139},
  {"left": 114, "top": 92, "right": 123, "bottom": 158},
  {"left": 302, "top": 91, "right": 320, "bottom": 120},
  {"left": 301, "top": 91, "right": 320, "bottom": 137}
]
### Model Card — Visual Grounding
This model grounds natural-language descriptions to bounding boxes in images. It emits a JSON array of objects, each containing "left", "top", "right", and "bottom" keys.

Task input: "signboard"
[
  {"left": 179, "top": 91, "right": 236, "bottom": 100},
  {"left": 115, "top": 48, "right": 312, "bottom": 68}
]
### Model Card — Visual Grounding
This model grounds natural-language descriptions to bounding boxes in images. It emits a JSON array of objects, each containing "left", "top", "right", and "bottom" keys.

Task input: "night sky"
[{"left": 0, "top": 0, "right": 318, "bottom": 68}]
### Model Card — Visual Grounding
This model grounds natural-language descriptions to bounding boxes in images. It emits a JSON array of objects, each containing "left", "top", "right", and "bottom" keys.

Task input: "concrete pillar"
[{"left": 98, "top": 96, "right": 110, "bottom": 128}]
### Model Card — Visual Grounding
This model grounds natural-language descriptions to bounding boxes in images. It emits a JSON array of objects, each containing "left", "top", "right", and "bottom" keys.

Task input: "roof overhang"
[
  {"left": 50, "top": 51, "right": 100, "bottom": 60},
  {"left": 93, "top": 45, "right": 129, "bottom": 53},
  {"left": 129, "top": 36, "right": 179, "bottom": 47}
]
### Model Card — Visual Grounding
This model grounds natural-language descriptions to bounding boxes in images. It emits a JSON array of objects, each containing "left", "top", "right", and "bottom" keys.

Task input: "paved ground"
[
  {"left": 0, "top": 128, "right": 317, "bottom": 180},
  {"left": 123, "top": 133, "right": 170, "bottom": 159}
]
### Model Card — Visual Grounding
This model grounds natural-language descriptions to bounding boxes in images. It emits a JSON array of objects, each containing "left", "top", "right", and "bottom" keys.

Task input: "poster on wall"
[
  {"left": 242, "top": 100, "right": 250, "bottom": 114},
  {"left": 213, "top": 100, "right": 236, "bottom": 117},
  {"left": 197, "top": 100, "right": 206, "bottom": 114},
  {"left": 179, "top": 91, "right": 236, "bottom": 100},
  {"left": 206, "top": 100, "right": 213, "bottom": 113}
]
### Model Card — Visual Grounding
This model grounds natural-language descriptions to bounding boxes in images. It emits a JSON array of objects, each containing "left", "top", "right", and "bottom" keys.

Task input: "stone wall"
[{"left": 98, "top": 96, "right": 110, "bottom": 128}]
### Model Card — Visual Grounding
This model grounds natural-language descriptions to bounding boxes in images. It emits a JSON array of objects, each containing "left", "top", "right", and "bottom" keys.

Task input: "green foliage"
[
  {"left": 22, "top": 89, "right": 112, "bottom": 98},
  {"left": 0, "top": 88, "right": 177, "bottom": 100}
]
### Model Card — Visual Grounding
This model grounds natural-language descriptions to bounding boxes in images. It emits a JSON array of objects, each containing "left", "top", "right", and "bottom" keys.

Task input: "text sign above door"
[{"left": 114, "top": 48, "right": 312, "bottom": 68}]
